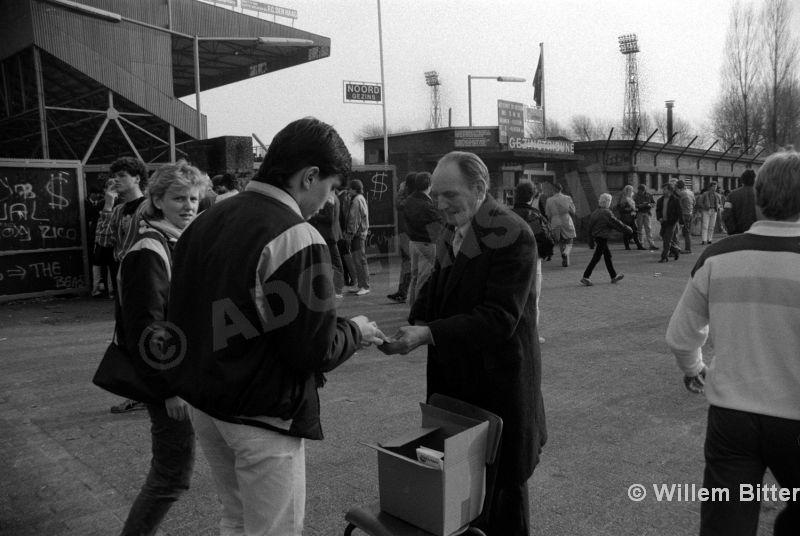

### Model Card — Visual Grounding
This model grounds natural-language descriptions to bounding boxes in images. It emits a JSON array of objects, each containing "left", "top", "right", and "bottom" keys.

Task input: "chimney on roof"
[{"left": 665, "top": 100, "right": 675, "bottom": 142}]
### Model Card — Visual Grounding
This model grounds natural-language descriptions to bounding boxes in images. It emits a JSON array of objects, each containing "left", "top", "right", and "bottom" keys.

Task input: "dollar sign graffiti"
[
  {"left": 46, "top": 173, "right": 70, "bottom": 210},
  {"left": 370, "top": 173, "right": 388, "bottom": 200}
]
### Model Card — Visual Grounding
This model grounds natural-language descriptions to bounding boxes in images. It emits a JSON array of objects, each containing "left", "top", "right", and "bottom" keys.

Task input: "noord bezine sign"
[{"left": 344, "top": 81, "right": 382, "bottom": 105}]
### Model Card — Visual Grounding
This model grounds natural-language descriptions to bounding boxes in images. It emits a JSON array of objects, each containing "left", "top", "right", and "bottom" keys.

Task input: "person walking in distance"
[
  {"left": 633, "top": 183, "right": 658, "bottom": 250},
  {"left": 675, "top": 180, "right": 695, "bottom": 253},
  {"left": 656, "top": 182, "right": 683, "bottom": 263},
  {"left": 722, "top": 169, "right": 760, "bottom": 235},
  {"left": 697, "top": 181, "right": 722, "bottom": 245},
  {"left": 545, "top": 182, "right": 577, "bottom": 267},
  {"left": 580, "top": 193, "right": 631, "bottom": 286}
]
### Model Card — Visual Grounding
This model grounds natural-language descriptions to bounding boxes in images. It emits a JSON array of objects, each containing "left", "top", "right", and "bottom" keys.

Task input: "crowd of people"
[{"left": 89, "top": 115, "right": 797, "bottom": 535}]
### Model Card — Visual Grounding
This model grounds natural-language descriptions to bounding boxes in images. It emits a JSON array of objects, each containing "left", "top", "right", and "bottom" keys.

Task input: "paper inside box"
[{"left": 364, "top": 402, "right": 490, "bottom": 535}]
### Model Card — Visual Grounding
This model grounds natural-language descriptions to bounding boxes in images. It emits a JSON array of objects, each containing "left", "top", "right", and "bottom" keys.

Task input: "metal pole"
[
  {"left": 194, "top": 35, "right": 202, "bottom": 140},
  {"left": 32, "top": 47, "right": 49, "bottom": 158},
  {"left": 540, "top": 43, "right": 546, "bottom": 138},
  {"left": 377, "top": 0, "right": 388, "bottom": 165},
  {"left": 468, "top": 75, "right": 472, "bottom": 126}
]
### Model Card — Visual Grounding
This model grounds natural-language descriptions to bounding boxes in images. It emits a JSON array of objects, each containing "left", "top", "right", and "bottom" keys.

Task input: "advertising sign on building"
[
  {"left": 497, "top": 100, "right": 525, "bottom": 144},
  {"left": 240, "top": 0, "right": 298, "bottom": 19},
  {"left": 453, "top": 129, "right": 494, "bottom": 148},
  {"left": 508, "top": 137, "right": 575, "bottom": 153},
  {"left": 344, "top": 81, "right": 383, "bottom": 104}
]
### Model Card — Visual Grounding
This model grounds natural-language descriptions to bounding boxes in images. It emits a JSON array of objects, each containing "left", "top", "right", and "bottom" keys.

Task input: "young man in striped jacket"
[{"left": 667, "top": 150, "right": 800, "bottom": 536}]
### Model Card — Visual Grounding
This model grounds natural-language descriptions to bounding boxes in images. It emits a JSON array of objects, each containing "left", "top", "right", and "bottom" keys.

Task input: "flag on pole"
[{"left": 533, "top": 44, "right": 543, "bottom": 107}]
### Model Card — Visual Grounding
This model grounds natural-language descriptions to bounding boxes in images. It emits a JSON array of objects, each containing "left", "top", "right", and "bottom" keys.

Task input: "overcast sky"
[{"left": 196, "top": 0, "right": 747, "bottom": 159}]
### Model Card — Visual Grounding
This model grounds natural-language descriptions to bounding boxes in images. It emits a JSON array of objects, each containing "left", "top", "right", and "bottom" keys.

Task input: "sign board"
[
  {"left": 497, "top": 100, "right": 525, "bottom": 144},
  {"left": 240, "top": 0, "right": 298, "bottom": 19},
  {"left": 0, "top": 160, "right": 89, "bottom": 301},
  {"left": 344, "top": 81, "right": 383, "bottom": 104},
  {"left": 508, "top": 138, "right": 575, "bottom": 153},
  {"left": 454, "top": 129, "right": 495, "bottom": 149},
  {"left": 349, "top": 165, "right": 396, "bottom": 257}
]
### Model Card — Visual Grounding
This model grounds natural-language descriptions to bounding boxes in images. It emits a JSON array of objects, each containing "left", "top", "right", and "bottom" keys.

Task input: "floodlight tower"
[
  {"left": 618, "top": 34, "right": 641, "bottom": 138},
  {"left": 425, "top": 71, "right": 443, "bottom": 129}
]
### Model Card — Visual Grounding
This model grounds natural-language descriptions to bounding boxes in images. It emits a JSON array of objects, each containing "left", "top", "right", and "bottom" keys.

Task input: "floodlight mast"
[
  {"left": 618, "top": 33, "right": 641, "bottom": 138},
  {"left": 425, "top": 71, "right": 442, "bottom": 128}
]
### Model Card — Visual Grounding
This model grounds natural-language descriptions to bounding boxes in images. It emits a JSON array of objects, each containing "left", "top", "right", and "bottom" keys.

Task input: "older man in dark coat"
[{"left": 386, "top": 151, "right": 547, "bottom": 536}]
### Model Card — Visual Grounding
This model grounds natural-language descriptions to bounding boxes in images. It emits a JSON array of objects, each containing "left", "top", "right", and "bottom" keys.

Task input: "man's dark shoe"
[
  {"left": 110, "top": 399, "right": 146, "bottom": 414},
  {"left": 387, "top": 293, "right": 406, "bottom": 303}
]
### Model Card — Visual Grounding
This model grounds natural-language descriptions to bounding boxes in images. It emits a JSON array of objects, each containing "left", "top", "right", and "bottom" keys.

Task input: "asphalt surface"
[{"left": 0, "top": 238, "right": 782, "bottom": 535}]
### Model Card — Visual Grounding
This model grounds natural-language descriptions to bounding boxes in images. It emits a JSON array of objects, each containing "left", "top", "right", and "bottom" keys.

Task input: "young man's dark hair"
[
  {"left": 414, "top": 171, "right": 432, "bottom": 192},
  {"left": 515, "top": 181, "right": 535, "bottom": 205},
  {"left": 741, "top": 169, "right": 756, "bottom": 186},
  {"left": 675, "top": 180, "right": 685, "bottom": 190},
  {"left": 109, "top": 157, "right": 148, "bottom": 189},
  {"left": 254, "top": 117, "right": 351, "bottom": 188}
]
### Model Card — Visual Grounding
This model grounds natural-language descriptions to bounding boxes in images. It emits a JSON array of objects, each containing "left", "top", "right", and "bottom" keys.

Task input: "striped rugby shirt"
[{"left": 666, "top": 220, "right": 800, "bottom": 420}]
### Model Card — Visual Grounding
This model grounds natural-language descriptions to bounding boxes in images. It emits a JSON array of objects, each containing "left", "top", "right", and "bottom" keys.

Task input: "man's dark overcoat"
[{"left": 409, "top": 195, "right": 547, "bottom": 484}]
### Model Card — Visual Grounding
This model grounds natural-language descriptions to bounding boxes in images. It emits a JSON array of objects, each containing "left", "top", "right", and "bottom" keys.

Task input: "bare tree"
[
  {"left": 569, "top": 115, "right": 599, "bottom": 141},
  {"left": 545, "top": 118, "right": 570, "bottom": 139},
  {"left": 712, "top": 1, "right": 762, "bottom": 152},
  {"left": 760, "top": 0, "right": 800, "bottom": 151}
]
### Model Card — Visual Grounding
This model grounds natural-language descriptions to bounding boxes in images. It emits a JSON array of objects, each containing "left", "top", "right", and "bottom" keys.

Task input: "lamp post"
[
  {"left": 467, "top": 75, "right": 526, "bottom": 127},
  {"left": 41, "top": 0, "right": 314, "bottom": 139}
]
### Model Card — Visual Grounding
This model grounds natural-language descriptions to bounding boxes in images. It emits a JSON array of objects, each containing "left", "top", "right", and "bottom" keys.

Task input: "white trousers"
[
  {"left": 701, "top": 210, "right": 718, "bottom": 243},
  {"left": 191, "top": 408, "right": 306, "bottom": 536}
]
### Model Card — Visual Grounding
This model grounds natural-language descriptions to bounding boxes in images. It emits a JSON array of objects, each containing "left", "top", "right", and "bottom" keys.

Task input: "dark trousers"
[
  {"left": 473, "top": 449, "right": 531, "bottom": 536},
  {"left": 337, "top": 238, "right": 356, "bottom": 286},
  {"left": 325, "top": 238, "right": 344, "bottom": 293},
  {"left": 659, "top": 221, "right": 679, "bottom": 260},
  {"left": 120, "top": 403, "right": 195, "bottom": 536},
  {"left": 395, "top": 232, "right": 412, "bottom": 296},
  {"left": 700, "top": 405, "right": 800, "bottom": 536},
  {"left": 680, "top": 213, "right": 693, "bottom": 251},
  {"left": 583, "top": 238, "right": 616, "bottom": 279}
]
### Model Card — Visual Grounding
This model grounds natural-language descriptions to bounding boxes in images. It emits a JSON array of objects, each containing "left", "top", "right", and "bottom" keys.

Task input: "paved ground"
[{"left": 0, "top": 239, "right": 782, "bottom": 535}]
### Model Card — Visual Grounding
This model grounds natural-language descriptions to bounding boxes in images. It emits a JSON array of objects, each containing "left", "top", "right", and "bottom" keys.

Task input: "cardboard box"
[{"left": 367, "top": 403, "right": 490, "bottom": 536}]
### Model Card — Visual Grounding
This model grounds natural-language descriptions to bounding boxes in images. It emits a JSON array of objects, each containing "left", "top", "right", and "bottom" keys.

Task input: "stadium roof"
[{"left": 0, "top": 0, "right": 330, "bottom": 165}]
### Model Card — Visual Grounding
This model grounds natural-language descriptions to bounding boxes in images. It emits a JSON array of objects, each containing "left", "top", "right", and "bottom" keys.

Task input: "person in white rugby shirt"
[{"left": 666, "top": 148, "right": 800, "bottom": 536}]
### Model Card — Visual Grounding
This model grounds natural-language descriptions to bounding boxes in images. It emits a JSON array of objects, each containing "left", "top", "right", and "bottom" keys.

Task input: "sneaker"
[
  {"left": 388, "top": 294, "right": 406, "bottom": 303},
  {"left": 611, "top": 274, "right": 625, "bottom": 284},
  {"left": 335, "top": 294, "right": 344, "bottom": 299},
  {"left": 580, "top": 277, "right": 593, "bottom": 286},
  {"left": 538, "top": 336, "right": 546, "bottom": 344},
  {"left": 110, "top": 399, "right": 146, "bottom": 414},
  {"left": 649, "top": 245, "right": 659, "bottom": 251},
  {"left": 355, "top": 288, "right": 371, "bottom": 296}
]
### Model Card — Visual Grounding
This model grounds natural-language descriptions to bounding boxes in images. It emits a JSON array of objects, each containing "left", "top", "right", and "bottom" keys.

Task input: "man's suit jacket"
[{"left": 409, "top": 195, "right": 547, "bottom": 483}]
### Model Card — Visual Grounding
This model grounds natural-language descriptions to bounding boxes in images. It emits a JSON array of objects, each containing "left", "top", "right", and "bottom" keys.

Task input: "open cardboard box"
[{"left": 365, "top": 402, "right": 490, "bottom": 536}]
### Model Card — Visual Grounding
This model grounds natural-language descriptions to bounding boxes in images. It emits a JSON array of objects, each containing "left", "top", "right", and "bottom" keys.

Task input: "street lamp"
[
  {"left": 41, "top": 0, "right": 315, "bottom": 139},
  {"left": 467, "top": 75, "right": 526, "bottom": 126}
]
